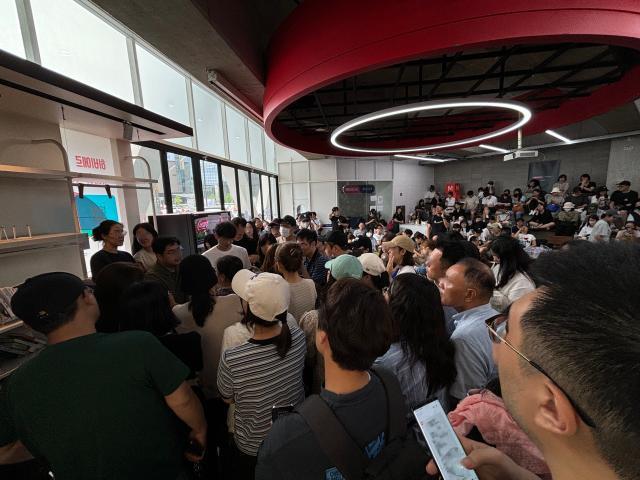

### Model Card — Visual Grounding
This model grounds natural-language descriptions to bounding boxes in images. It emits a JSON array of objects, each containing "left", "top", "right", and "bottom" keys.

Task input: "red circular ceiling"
[{"left": 264, "top": 0, "right": 640, "bottom": 157}]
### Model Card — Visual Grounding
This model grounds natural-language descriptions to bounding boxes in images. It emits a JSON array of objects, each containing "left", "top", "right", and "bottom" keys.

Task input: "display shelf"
[
  {"left": 0, "top": 320, "right": 23, "bottom": 336},
  {"left": 0, "top": 233, "right": 87, "bottom": 254},
  {"left": 0, "top": 164, "right": 157, "bottom": 187},
  {"left": 0, "top": 351, "right": 38, "bottom": 381}
]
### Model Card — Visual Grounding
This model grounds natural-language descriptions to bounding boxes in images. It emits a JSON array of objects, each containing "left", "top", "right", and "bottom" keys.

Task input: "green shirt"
[
  {"left": 145, "top": 263, "right": 186, "bottom": 304},
  {"left": 0, "top": 331, "right": 189, "bottom": 480}
]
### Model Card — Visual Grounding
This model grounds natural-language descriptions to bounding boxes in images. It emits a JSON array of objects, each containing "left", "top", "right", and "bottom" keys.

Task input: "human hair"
[
  {"left": 245, "top": 221, "right": 259, "bottom": 242},
  {"left": 580, "top": 173, "right": 591, "bottom": 181},
  {"left": 558, "top": 174, "right": 567, "bottom": 181},
  {"left": 467, "top": 190, "right": 474, "bottom": 196},
  {"left": 231, "top": 217, "right": 247, "bottom": 228},
  {"left": 204, "top": 233, "right": 217, "bottom": 250},
  {"left": 490, "top": 236, "right": 533, "bottom": 289},
  {"left": 296, "top": 228, "right": 318, "bottom": 243},
  {"left": 244, "top": 308, "right": 291, "bottom": 358},
  {"left": 92, "top": 220, "right": 121, "bottom": 242},
  {"left": 215, "top": 221, "right": 237, "bottom": 239},
  {"left": 281, "top": 215, "right": 297, "bottom": 228},
  {"left": 525, "top": 243, "right": 640, "bottom": 479},
  {"left": 152, "top": 236, "right": 180, "bottom": 255},
  {"left": 318, "top": 279, "right": 392, "bottom": 371},
  {"left": 388, "top": 274, "right": 457, "bottom": 394},
  {"left": 404, "top": 228, "right": 413, "bottom": 237},
  {"left": 258, "top": 233, "right": 277, "bottom": 267},
  {"left": 363, "top": 271, "right": 390, "bottom": 291},
  {"left": 119, "top": 281, "right": 179, "bottom": 336},
  {"left": 399, "top": 249, "right": 415, "bottom": 266},
  {"left": 179, "top": 255, "right": 217, "bottom": 327},
  {"left": 131, "top": 222, "right": 158, "bottom": 254},
  {"left": 528, "top": 179, "right": 540, "bottom": 188},
  {"left": 262, "top": 243, "right": 279, "bottom": 274},
  {"left": 94, "top": 262, "right": 145, "bottom": 333},
  {"left": 456, "top": 258, "right": 495, "bottom": 300},
  {"left": 216, "top": 255, "right": 243, "bottom": 282},
  {"left": 435, "top": 233, "right": 480, "bottom": 270},
  {"left": 275, "top": 242, "right": 304, "bottom": 272}
]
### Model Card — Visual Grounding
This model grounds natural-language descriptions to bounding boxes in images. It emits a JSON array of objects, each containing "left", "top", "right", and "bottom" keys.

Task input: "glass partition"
[
  {"left": 201, "top": 160, "right": 222, "bottom": 210},
  {"left": 221, "top": 165, "right": 239, "bottom": 217}
]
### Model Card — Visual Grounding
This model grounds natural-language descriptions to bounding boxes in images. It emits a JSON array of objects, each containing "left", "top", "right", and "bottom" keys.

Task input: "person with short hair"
[
  {"left": 132, "top": 222, "right": 159, "bottom": 271},
  {"left": 0, "top": 272, "right": 207, "bottom": 477},
  {"left": 296, "top": 228, "right": 329, "bottom": 286},
  {"left": 324, "top": 230, "right": 349, "bottom": 258},
  {"left": 577, "top": 214, "right": 599, "bottom": 240},
  {"left": 382, "top": 235, "right": 416, "bottom": 277},
  {"left": 145, "top": 236, "right": 186, "bottom": 304},
  {"left": 426, "top": 234, "right": 480, "bottom": 283},
  {"left": 275, "top": 242, "right": 317, "bottom": 322},
  {"left": 214, "top": 255, "right": 244, "bottom": 296},
  {"left": 278, "top": 216, "right": 297, "bottom": 244},
  {"left": 513, "top": 222, "right": 537, "bottom": 248},
  {"left": 553, "top": 174, "right": 570, "bottom": 197},
  {"left": 610, "top": 180, "right": 638, "bottom": 211},
  {"left": 372, "top": 224, "right": 385, "bottom": 245},
  {"left": 354, "top": 221, "right": 367, "bottom": 237},
  {"left": 590, "top": 210, "right": 617, "bottom": 242},
  {"left": 438, "top": 258, "right": 498, "bottom": 403},
  {"left": 268, "top": 221, "right": 281, "bottom": 239},
  {"left": 232, "top": 217, "right": 258, "bottom": 258},
  {"left": 203, "top": 221, "right": 251, "bottom": 270},
  {"left": 463, "top": 190, "right": 479, "bottom": 214},
  {"left": 615, "top": 220, "right": 640, "bottom": 242},
  {"left": 329, "top": 207, "right": 348, "bottom": 232},
  {"left": 255, "top": 279, "right": 393, "bottom": 480},
  {"left": 576, "top": 173, "right": 596, "bottom": 195},
  {"left": 528, "top": 203, "right": 555, "bottom": 231},
  {"left": 90, "top": 220, "right": 135, "bottom": 278}
]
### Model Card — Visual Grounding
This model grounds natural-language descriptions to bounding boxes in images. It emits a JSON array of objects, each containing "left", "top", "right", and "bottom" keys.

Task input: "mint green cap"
[{"left": 325, "top": 254, "right": 363, "bottom": 280}]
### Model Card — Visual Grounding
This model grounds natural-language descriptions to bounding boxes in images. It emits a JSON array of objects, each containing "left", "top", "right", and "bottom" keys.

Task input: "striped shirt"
[{"left": 217, "top": 323, "right": 306, "bottom": 456}]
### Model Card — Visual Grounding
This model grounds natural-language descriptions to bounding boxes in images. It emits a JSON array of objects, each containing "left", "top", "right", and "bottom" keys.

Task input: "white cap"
[
  {"left": 358, "top": 253, "right": 386, "bottom": 276},
  {"left": 231, "top": 270, "right": 290, "bottom": 322},
  {"left": 551, "top": 187, "right": 561, "bottom": 193}
]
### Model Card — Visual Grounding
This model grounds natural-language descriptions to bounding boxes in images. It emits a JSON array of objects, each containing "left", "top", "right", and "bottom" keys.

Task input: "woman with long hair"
[
  {"left": 261, "top": 243, "right": 279, "bottom": 274},
  {"left": 489, "top": 236, "right": 535, "bottom": 312},
  {"left": 94, "top": 262, "right": 144, "bottom": 333},
  {"left": 275, "top": 242, "right": 317, "bottom": 321},
  {"left": 244, "top": 221, "right": 259, "bottom": 255},
  {"left": 257, "top": 233, "right": 277, "bottom": 269},
  {"left": 90, "top": 220, "right": 135, "bottom": 278},
  {"left": 131, "top": 222, "right": 158, "bottom": 271},
  {"left": 376, "top": 273, "right": 457, "bottom": 412}
]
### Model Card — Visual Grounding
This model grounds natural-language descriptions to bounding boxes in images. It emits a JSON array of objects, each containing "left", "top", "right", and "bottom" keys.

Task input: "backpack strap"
[
  {"left": 371, "top": 365, "right": 407, "bottom": 441},
  {"left": 297, "top": 395, "right": 368, "bottom": 480}
]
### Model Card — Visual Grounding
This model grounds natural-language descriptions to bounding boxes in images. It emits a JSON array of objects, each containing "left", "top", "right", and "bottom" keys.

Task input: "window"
[
  {"left": 238, "top": 170, "right": 251, "bottom": 219},
  {"left": 130, "top": 146, "right": 166, "bottom": 217},
  {"left": 192, "top": 83, "right": 226, "bottom": 158},
  {"left": 31, "top": 0, "right": 134, "bottom": 101},
  {"left": 248, "top": 121, "right": 264, "bottom": 169},
  {"left": 261, "top": 175, "right": 272, "bottom": 221},
  {"left": 0, "top": 0, "right": 25, "bottom": 58},
  {"left": 225, "top": 105, "right": 248, "bottom": 164},
  {"left": 136, "top": 44, "right": 190, "bottom": 125},
  {"left": 200, "top": 160, "right": 222, "bottom": 210},
  {"left": 251, "top": 172, "right": 262, "bottom": 219},
  {"left": 166, "top": 152, "right": 196, "bottom": 212},
  {"left": 221, "top": 165, "right": 238, "bottom": 217},
  {"left": 265, "top": 133, "right": 276, "bottom": 173},
  {"left": 270, "top": 177, "right": 279, "bottom": 219}
]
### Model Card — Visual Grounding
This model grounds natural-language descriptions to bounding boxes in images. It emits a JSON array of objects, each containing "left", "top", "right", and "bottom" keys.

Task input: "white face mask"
[
  {"left": 281, "top": 227, "right": 290, "bottom": 237},
  {"left": 366, "top": 232, "right": 372, "bottom": 237}
]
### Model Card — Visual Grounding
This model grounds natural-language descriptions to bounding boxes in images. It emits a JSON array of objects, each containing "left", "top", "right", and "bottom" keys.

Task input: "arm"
[
  {"left": 164, "top": 382, "right": 207, "bottom": 460},
  {"left": 0, "top": 441, "right": 33, "bottom": 465}
]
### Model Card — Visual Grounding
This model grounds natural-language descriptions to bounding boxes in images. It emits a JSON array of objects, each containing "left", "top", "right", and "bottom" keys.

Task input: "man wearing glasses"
[
  {"left": 431, "top": 242, "right": 640, "bottom": 480},
  {"left": 145, "top": 236, "right": 186, "bottom": 304}
]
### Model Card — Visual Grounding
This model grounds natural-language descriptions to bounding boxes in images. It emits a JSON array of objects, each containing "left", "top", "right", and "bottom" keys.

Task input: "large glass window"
[
  {"left": 31, "top": 0, "right": 133, "bottom": 101},
  {"left": 221, "top": 165, "right": 238, "bottom": 217},
  {"left": 201, "top": 160, "right": 222, "bottom": 210},
  {"left": 225, "top": 106, "right": 248, "bottom": 164},
  {"left": 248, "top": 121, "right": 264, "bottom": 169},
  {"left": 136, "top": 44, "right": 190, "bottom": 125},
  {"left": 237, "top": 170, "right": 252, "bottom": 219},
  {"left": 0, "top": 0, "right": 25, "bottom": 58},
  {"left": 251, "top": 172, "right": 262, "bottom": 219},
  {"left": 270, "top": 177, "right": 279, "bottom": 219},
  {"left": 167, "top": 152, "right": 196, "bottom": 212},
  {"left": 261, "top": 175, "right": 272, "bottom": 221},
  {"left": 265, "top": 133, "right": 277, "bottom": 173},
  {"left": 131, "top": 146, "right": 166, "bottom": 217},
  {"left": 192, "top": 83, "right": 226, "bottom": 158}
]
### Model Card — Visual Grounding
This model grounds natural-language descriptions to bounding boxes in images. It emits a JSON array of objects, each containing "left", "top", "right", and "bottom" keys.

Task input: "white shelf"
[
  {"left": 0, "top": 320, "right": 23, "bottom": 335},
  {"left": 0, "top": 164, "right": 157, "bottom": 186},
  {"left": 0, "top": 233, "right": 87, "bottom": 254}
]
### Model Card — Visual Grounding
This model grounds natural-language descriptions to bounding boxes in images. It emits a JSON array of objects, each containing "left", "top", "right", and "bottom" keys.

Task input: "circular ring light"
[{"left": 329, "top": 99, "right": 532, "bottom": 154}]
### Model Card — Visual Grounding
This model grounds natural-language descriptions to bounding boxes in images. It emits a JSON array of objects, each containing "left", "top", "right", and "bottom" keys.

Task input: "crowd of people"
[{"left": 0, "top": 179, "right": 639, "bottom": 480}]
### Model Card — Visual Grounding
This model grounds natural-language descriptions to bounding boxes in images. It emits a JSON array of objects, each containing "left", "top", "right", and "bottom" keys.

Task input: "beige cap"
[
  {"left": 358, "top": 253, "right": 386, "bottom": 276},
  {"left": 382, "top": 235, "right": 415, "bottom": 253}
]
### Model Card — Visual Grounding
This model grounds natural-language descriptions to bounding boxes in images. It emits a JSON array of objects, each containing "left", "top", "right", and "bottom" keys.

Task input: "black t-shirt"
[
  {"left": 498, "top": 194, "right": 512, "bottom": 206},
  {"left": 256, "top": 374, "right": 389, "bottom": 480},
  {"left": 430, "top": 215, "right": 446, "bottom": 235},
  {"left": 576, "top": 182, "right": 596, "bottom": 195},
  {"left": 532, "top": 209, "right": 554, "bottom": 225},
  {"left": 90, "top": 249, "right": 135, "bottom": 278},
  {"left": 569, "top": 194, "right": 588, "bottom": 208},
  {"left": 234, "top": 235, "right": 258, "bottom": 255},
  {"left": 610, "top": 190, "right": 638, "bottom": 210}
]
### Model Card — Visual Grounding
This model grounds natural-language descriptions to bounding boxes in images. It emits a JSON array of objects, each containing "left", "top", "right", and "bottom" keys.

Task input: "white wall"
[
  {"left": 392, "top": 161, "right": 435, "bottom": 216},
  {"left": 606, "top": 135, "right": 640, "bottom": 191}
]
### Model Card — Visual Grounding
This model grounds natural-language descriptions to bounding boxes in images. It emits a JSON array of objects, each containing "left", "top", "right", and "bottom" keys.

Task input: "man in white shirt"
[
  {"left": 590, "top": 210, "right": 616, "bottom": 243},
  {"left": 463, "top": 190, "right": 479, "bottom": 214},
  {"left": 514, "top": 224, "right": 536, "bottom": 248},
  {"left": 203, "top": 221, "right": 251, "bottom": 270},
  {"left": 372, "top": 224, "right": 384, "bottom": 245},
  {"left": 482, "top": 193, "right": 498, "bottom": 210},
  {"left": 353, "top": 222, "right": 367, "bottom": 237}
]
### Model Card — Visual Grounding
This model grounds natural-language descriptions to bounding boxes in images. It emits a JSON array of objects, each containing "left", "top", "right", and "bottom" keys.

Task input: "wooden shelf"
[
  {"left": 0, "top": 233, "right": 87, "bottom": 254},
  {"left": 0, "top": 164, "right": 157, "bottom": 187},
  {"left": 0, "top": 319, "right": 23, "bottom": 335}
]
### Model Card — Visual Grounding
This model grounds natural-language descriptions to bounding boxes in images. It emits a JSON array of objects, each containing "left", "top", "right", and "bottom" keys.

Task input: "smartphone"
[
  {"left": 271, "top": 404, "right": 295, "bottom": 423},
  {"left": 414, "top": 400, "right": 479, "bottom": 480}
]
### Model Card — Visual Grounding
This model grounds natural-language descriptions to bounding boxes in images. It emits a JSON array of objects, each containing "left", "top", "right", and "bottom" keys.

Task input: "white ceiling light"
[
  {"left": 330, "top": 99, "right": 532, "bottom": 154},
  {"left": 545, "top": 129, "right": 573, "bottom": 144},
  {"left": 479, "top": 144, "right": 510, "bottom": 153},
  {"left": 394, "top": 154, "right": 450, "bottom": 163}
]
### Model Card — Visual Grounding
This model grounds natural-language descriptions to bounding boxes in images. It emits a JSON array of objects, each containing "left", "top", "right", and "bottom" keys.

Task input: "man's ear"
[
  {"left": 315, "top": 329, "right": 329, "bottom": 355},
  {"left": 533, "top": 378, "right": 579, "bottom": 437}
]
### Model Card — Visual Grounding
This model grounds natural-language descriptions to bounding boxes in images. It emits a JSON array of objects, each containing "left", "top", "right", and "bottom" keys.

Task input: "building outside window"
[{"left": 167, "top": 153, "right": 196, "bottom": 212}]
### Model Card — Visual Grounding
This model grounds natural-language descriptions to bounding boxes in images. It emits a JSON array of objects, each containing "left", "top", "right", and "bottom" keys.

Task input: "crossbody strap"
[{"left": 371, "top": 365, "right": 407, "bottom": 441}]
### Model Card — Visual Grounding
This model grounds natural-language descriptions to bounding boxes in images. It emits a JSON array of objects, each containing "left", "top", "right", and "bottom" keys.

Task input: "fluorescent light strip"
[
  {"left": 394, "top": 154, "right": 449, "bottom": 163},
  {"left": 330, "top": 99, "right": 532, "bottom": 154},
  {"left": 479, "top": 144, "right": 510, "bottom": 153},
  {"left": 545, "top": 129, "right": 573, "bottom": 144}
]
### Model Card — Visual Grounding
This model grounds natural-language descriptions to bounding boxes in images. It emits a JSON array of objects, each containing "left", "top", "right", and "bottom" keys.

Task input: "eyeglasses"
[{"left": 485, "top": 313, "right": 596, "bottom": 429}]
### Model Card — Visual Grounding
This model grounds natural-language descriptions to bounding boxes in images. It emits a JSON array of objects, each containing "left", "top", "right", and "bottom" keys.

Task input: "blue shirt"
[
  {"left": 449, "top": 303, "right": 498, "bottom": 400},
  {"left": 304, "top": 249, "right": 329, "bottom": 286}
]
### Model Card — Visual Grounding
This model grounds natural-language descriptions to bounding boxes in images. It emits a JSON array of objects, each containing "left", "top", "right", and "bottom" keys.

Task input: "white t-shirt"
[
  {"left": 202, "top": 244, "right": 251, "bottom": 270},
  {"left": 589, "top": 220, "right": 612, "bottom": 243},
  {"left": 445, "top": 197, "right": 456, "bottom": 208},
  {"left": 482, "top": 195, "right": 498, "bottom": 208},
  {"left": 287, "top": 278, "right": 318, "bottom": 322},
  {"left": 133, "top": 249, "right": 156, "bottom": 271},
  {"left": 516, "top": 233, "right": 536, "bottom": 248},
  {"left": 491, "top": 265, "right": 536, "bottom": 312}
]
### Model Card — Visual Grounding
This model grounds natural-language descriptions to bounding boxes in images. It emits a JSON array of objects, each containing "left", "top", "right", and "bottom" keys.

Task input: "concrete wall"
[
  {"left": 606, "top": 135, "right": 640, "bottom": 191},
  {"left": 433, "top": 140, "right": 612, "bottom": 194}
]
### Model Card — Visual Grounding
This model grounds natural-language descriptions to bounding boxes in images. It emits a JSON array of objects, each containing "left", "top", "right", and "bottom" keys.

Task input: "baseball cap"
[
  {"left": 359, "top": 253, "right": 386, "bottom": 276},
  {"left": 382, "top": 235, "right": 415, "bottom": 253},
  {"left": 11, "top": 272, "right": 86, "bottom": 327},
  {"left": 325, "top": 254, "right": 363, "bottom": 280},
  {"left": 605, "top": 209, "right": 618, "bottom": 216},
  {"left": 563, "top": 202, "right": 575, "bottom": 211},
  {"left": 231, "top": 270, "right": 290, "bottom": 322},
  {"left": 326, "top": 230, "right": 348, "bottom": 249},
  {"left": 617, "top": 180, "right": 631, "bottom": 186},
  {"left": 551, "top": 187, "right": 561, "bottom": 194}
]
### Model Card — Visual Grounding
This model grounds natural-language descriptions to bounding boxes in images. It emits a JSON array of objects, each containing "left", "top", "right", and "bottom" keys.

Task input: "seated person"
[
  {"left": 555, "top": 202, "right": 582, "bottom": 236},
  {"left": 513, "top": 223, "right": 537, "bottom": 248},
  {"left": 528, "top": 203, "right": 555, "bottom": 231}
]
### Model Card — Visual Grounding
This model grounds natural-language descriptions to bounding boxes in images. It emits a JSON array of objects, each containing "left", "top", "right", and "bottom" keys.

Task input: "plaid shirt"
[{"left": 304, "top": 249, "right": 329, "bottom": 286}]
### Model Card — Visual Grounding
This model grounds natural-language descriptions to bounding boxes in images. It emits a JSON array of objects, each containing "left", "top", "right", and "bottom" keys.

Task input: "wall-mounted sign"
[{"left": 342, "top": 184, "right": 375, "bottom": 194}]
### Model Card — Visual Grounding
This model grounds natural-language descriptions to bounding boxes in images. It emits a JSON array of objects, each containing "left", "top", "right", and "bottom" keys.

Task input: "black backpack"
[{"left": 297, "top": 366, "right": 429, "bottom": 480}]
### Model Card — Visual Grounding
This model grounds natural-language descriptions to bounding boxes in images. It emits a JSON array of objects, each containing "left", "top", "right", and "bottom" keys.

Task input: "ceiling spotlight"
[
  {"left": 545, "top": 129, "right": 573, "bottom": 144},
  {"left": 479, "top": 144, "right": 509, "bottom": 153},
  {"left": 330, "top": 99, "right": 532, "bottom": 154},
  {"left": 394, "top": 154, "right": 449, "bottom": 163}
]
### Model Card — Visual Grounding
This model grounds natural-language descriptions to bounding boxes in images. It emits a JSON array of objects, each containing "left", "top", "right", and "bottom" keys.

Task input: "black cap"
[
  {"left": 11, "top": 272, "right": 85, "bottom": 326},
  {"left": 326, "top": 230, "right": 348, "bottom": 249}
]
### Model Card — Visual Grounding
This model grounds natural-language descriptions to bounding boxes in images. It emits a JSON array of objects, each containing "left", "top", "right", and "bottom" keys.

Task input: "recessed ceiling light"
[
  {"left": 394, "top": 154, "right": 450, "bottom": 163},
  {"left": 330, "top": 99, "right": 532, "bottom": 154},
  {"left": 545, "top": 129, "right": 573, "bottom": 144},
  {"left": 479, "top": 144, "right": 510, "bottom": 153}
]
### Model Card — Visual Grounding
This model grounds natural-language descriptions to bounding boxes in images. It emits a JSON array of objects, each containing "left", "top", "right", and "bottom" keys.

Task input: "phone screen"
[
  {"left": 271, "top": 404, "right": 295, "bottom": 423},
  {"left": 414, "top": 400, "right": 479, "bottom": 480}
]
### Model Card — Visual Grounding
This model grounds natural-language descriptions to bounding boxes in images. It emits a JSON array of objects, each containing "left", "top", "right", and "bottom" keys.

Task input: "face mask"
[
  {"left": 366, "top": 232, "right": 372, "bottom": 237},
  {"left": 281, "top": 227, "right": 290, "bottom": 237}
]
